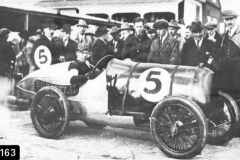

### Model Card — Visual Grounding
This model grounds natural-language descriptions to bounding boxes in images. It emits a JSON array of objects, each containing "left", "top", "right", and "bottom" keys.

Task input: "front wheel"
[
  {"left": 207, "top": 91, "right": 240, "bottom": 145},
  {"left": 31, "top": 86, "right": 70, "bottom": 139},
  {"left": 150, "top": 96, "right": 208, "bottom": 159}
]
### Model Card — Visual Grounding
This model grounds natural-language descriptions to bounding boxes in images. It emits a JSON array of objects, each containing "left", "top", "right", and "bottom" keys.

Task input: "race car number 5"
[
  {"left": 34, "top": 45, "right": 52, "bottom": 69},
  {"left": 138, "top": 68, "right": 171, "bottom": 102}
]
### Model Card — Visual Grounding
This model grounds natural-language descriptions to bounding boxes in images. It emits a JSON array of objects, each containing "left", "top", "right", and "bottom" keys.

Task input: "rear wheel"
[
  {"left": 207, "top": 91, "right": 239, "bottom": 145},
  {"left": 31, "top": 86, "right": 70, "bottom": 139},
  {"left": 150, "top": 96, "right": 207, "bottom": 159}
]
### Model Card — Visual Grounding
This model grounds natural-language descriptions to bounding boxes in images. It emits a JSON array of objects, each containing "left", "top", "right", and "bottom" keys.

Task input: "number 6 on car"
[
  {"left": 138, "top": 68, "right": 171, "bottom": 102},
  {"left": 34, "top": 45, "right": 52, "bottom": 69}
]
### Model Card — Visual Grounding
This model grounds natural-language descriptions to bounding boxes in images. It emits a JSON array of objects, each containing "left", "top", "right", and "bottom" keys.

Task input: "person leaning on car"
[
  {"left": 147, "top": 19, "right": 180, "bottom": 64},
  {"left": 68, "top": 43, "right": 93, "bottom": 86}
]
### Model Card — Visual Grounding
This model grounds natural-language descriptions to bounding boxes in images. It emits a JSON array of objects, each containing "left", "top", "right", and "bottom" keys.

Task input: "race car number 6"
[
  {"left": 34, "top": 45, "right": 52, "bottom": 69},
  {"left": 138, "top": 68, "right": 171, "bottom": 102}
]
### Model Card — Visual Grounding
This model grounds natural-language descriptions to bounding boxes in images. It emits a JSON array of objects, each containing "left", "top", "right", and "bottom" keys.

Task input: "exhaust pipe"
[{"left": 6, "top": 96, "right": 30, "bottom": 105}]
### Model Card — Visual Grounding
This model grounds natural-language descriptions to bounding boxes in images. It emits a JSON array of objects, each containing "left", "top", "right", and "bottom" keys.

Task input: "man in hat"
[
  {"left": 120, "top": 22, "right": 134, "bottom": 60},
  {"left": 181, "top": 21, "right": 214, "bottom": 67},
  {"left": 204, "top": 21, "right": 221, "bottom": 49},
  {"left": 76, "top": 19, "right": 88, "bottom": 45},
  {"left": 0, "top": 28, "right": 16, "bottom": 78},
  {"left": 107, "top": 26, "right": 124, "bottom": 60},
  {"left": 147, "top": 19, "right": 180, "bottom": 64},
  {"left": 85, "top": 28, "right": 96, "bottom": 52},
  {"left": 59, "top": 24, "right": 78, "bottom": 62},
  {"left": 91, "top": 26, "right": 110, "bottom": 67},
  {"left": 217, "top": 10, "right": 240, "bottom": 103},
  {"left": 168, "top": 20, "right": 181, "bottom": 39},
  {"left": 147, "top": 28, "right": 158, "bottom": 40},
  {"left": 32, "top": 19, "right": 62, "bottom": 67}
]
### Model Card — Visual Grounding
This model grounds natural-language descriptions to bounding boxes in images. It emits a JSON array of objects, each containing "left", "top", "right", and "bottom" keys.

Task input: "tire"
[
  {"left": 31, "top": 86, "right": 70, "bottom": 139},
  {"left": 207, "top": 91, "right": 240, "bottom": 145},
  {"left": 84, "top": 121, "right": 106, "bottom": 129},
  {"left": 150, "top": 96, "right": 208, "bottom": 159}
]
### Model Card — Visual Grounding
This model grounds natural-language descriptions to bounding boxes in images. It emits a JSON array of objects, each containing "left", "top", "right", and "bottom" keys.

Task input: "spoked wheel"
[
  {"left": 84, "top": 121, "right": 106, "bottom": 129},
  {"left": 31, "top": 86, "right": 70, "bottom": 139},
  {"left": 150, "top": 96, "right": 207, "bottom": 159},
  {"left": 207, "top": 91, "right": 239, "bottom": 145}
]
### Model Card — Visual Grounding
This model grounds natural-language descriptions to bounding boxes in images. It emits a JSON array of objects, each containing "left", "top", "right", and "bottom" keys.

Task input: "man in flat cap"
[
  {"left": 168, "top": 20, "right": 181, "bottom": 39},
  {"left": 147, "top": 19, "right": 180, "bottom": 64},
  {"left": 0, "top": 28, "right": 16, "bottom": 78},
  {"left": 204, "top": 21, "right": 221, "bottom": 49},
  {"left": 59, "top": 24, "right": 78, "bottom": 62},
  {"left": 217, "top": 10, "right": 240, "bottom": 105},
  {"left": 107, "top": 26, "right": 124, "bottom": 60},
  {"left": 181, "top": 21, "right": 214, "bottom": 68}
]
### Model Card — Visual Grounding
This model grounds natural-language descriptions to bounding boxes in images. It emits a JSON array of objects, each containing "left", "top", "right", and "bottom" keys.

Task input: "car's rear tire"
[
  {"left": 84, "top": 121, "right": 106, "bottom": 129},
  {"left": 207, "top": 91, "right": 240, "bottom": 145},
  {"left": 31, "top": 86, "right": 70, "bottom": 139},
  {"left": 150, "top": 96, "right": 208, "bottom": 159}
]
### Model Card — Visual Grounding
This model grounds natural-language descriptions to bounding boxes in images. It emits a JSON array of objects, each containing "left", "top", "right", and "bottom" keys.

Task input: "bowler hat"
[
  {"left": 168, "top": 20, "right": 180, "bottom": 29},
  {"left": 77, "top": 43, "right": 89, "bottom": 52},
  {"left": 109, "top": 26, "right": 119, "bottom": 34},
  {"left": 77, "top": 19, "right": 88, "bottom": 28},
  {"left": 204, "top": 21, "right": 217, "bottom": 29},
  {"left": 95, "top": 26, "right": 108, "bottom": 37},
  {"left": 222, "top": 10, "right": 238, "bottom": 19},
  {"left": 119, "top": 23, "right": 133, "bottom": 31},
  {"left": 85, "top": 28, "right": 95, "bottom": 36},
  {"left": 42, "top": 19, "right": 57, "bottom": 29},
  {"left": 191, "top": 21, "right": 203, "bottom": 32},
  {"left": 153, "top": 19, "right": 169, "bottom": 29},
  {"left": 62, "top": 24, "right": 71, "bottom": 34},
  {"left": 18, "top": 30, "right": 30, "bottom": 40},
  {"left": 0, "top": 28, "right": 11, "bottom": 36}
]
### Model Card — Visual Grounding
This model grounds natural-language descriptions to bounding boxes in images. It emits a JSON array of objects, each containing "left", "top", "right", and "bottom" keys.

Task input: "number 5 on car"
[
  {"left": 34, "top": 45, "right": 52, "bottom": 69},
  {"left": 138, "top": 68, "right": 171, "bottom": 102}
]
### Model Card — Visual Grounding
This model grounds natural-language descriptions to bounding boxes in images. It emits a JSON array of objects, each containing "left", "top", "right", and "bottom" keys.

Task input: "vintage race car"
[{"left": 9, "top": 55, "right": 239, "bottom": 159}]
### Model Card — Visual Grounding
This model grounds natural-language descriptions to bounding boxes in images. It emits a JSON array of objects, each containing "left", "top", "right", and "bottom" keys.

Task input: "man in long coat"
[{"left": 147, "top": 19, "right": 180, "bottom": 65}]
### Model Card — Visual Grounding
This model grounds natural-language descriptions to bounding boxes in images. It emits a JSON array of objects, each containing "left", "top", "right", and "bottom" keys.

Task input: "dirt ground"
[{"left": 1, "top": 106, "right": 240, "bottom": 160}]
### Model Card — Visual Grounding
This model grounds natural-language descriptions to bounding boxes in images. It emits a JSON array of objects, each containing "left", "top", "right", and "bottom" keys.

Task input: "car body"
[{"left": 14, "top": 56, "right": 239, "bottom": 159}]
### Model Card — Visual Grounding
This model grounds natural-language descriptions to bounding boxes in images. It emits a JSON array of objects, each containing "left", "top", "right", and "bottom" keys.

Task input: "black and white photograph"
[{"left": 1, "top": 0, "right": 240, "bottom": 159}]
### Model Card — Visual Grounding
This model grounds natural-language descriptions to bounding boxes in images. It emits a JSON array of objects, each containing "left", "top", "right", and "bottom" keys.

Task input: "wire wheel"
[
  {"left": 207, "top": 91, "right": 239, "bottom": 145},
  {"left": 31, "top": 86, "right": 70, "bottom": 139},
  {"left": 150, "top": 96, "right": 207, "bottom": 159}
]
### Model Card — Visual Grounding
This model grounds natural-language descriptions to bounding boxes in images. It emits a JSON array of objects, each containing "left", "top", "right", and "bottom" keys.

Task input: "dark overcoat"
[
  {"left": 107, "top": 39, "right": 124, "bottom": 60},
  {"left": 91, "top": 39, "right": 110, "bottom": 66},
  {"left": 62, "top": 38, "right": 78, "bottom": 61}
]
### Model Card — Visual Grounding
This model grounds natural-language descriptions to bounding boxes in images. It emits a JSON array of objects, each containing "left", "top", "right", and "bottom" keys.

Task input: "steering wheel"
[
  {"left": 89, "top": 55, "right": 114, "bottom": 79},
  {"left": 91, "top": 55, "right": 114, "bottom": 74}
]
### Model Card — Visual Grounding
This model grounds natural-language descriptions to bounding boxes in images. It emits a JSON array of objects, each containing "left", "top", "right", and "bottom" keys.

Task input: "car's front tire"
[
  {"left": 150, "top": 96, "right": 208, "bottom": 159},
  {"left": 31, "top": 86, "right": 70, "bottom": 139}
]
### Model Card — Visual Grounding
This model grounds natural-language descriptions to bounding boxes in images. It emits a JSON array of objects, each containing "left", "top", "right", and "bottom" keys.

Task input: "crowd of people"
[{"left": 0, "top": 9, "right": 240, "bottom": 105}]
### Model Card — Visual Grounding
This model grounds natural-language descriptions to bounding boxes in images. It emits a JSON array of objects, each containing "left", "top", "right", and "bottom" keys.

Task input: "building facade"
[{"left": 35, "top": 0, "right": 222, "bottom": 26}]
